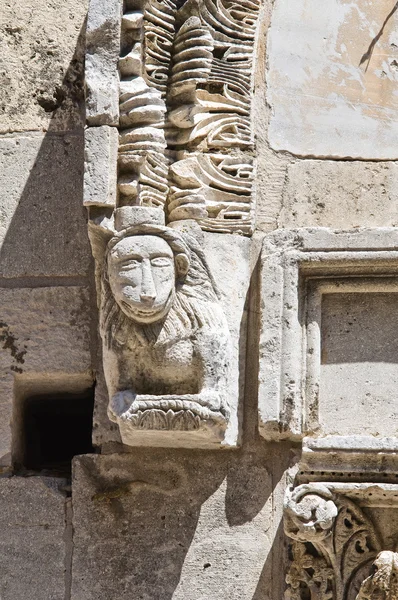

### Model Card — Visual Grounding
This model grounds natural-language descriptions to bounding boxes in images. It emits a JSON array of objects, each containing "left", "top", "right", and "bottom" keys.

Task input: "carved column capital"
[{"left": 283, "top": 483, "right": 382, "bottom": 600}]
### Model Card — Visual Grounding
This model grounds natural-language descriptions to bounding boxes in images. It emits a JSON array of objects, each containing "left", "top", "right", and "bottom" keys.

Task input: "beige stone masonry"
[{"left": 0, "top": 286, "right": 92, "bottom": 468}]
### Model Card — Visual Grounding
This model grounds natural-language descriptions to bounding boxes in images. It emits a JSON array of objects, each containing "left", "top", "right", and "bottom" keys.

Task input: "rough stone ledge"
[
  {"left": 263, "top": 227, "right": 398, "bottom": 254},
  {"left": 302, "top": 435, "right": 398, "bottom": 475}
]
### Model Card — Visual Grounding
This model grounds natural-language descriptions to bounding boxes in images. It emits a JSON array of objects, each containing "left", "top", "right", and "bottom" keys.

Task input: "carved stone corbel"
[
  {"left": 84, "top": 0, "right": 251, "bottom": 447},
  {"left": 99, "top": 206, "right": 231, "bottom": 446},
  {"left": 88, "top": 204, "right": 233, "bottom": 447}
]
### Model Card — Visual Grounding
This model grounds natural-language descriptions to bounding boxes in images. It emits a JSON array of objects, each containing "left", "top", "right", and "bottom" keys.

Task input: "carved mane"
[{"left": 100, "top": 225, "right": 227, "bottom": 347}]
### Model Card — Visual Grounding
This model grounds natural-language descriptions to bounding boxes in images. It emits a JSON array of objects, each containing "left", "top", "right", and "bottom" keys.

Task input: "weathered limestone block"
[
  {"left": 284, "top": 483, "right": 398, "bottom": 600},
  {"left": 0, "top": 477, "right": 67, "bottom": 600},
  {"left": 279, "top": 160, "right": 398, "bottom": 229},
  {"left": 85, "top": 0, "right": 121, "bottom": 125},
  {"left": 0, "top": 0, "right": 87, "bottom": 133},
  {"left": 0, "top": 287, "right": 92, "bottom": 468},
  {"left": 71, "top": 447, "right": 289, "bottom": 600},
  {"left": 0, "top": 133, "right": 91, "bottom": 277},
  {"left": 258, "top": 228, "right": 398, "bottom": 449},
  {"left": 84, "top": 126, "right": 118, "bottom": 207},
  {"left": 267, "top": 0, "right": 398, "bottom": 159}
]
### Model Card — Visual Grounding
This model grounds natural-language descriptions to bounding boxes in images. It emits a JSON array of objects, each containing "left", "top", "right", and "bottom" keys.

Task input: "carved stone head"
[{"left": 106, "top": 224, "right": 190, "bottom": 324}]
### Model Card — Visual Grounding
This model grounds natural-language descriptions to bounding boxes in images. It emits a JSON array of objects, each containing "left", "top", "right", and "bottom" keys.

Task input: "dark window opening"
[{"left": 18, "top": 388, "right": 95, "bottom": 475}]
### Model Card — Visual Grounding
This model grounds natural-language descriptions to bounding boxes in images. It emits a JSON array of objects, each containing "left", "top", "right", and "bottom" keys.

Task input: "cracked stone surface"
[{"left": 267, "top": 0, "right": 398, "bottom": 159}]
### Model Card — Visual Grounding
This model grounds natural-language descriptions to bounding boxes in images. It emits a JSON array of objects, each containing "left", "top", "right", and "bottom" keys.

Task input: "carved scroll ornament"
[
  {"left": 116, "top": 0, "right": 259, "bottom": 233},
  {"left": 284, "top": 484, "right": 382, "bottom": 600}
]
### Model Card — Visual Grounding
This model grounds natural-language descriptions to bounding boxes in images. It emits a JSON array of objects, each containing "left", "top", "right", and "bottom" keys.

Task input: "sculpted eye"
[
  {"left": 151, "top": 257, "right": 173, "bottom": 267},
  {"left": 121, "top": 259, "right": 141, "bottom": 269}
]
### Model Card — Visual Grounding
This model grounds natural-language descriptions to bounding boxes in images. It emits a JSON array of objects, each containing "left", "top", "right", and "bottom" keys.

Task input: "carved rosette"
[{"left": 284, "top": 484, "right": 382, "bottom": 600}]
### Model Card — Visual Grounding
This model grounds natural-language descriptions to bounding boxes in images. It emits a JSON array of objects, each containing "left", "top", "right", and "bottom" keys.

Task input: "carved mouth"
[{"left": 120, "top": 300, "right": 168, "bottom": 321}]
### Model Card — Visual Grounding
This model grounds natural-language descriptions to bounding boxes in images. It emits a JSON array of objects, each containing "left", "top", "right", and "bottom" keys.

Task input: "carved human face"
[{"left": 108, "top": 235, "right": 176, "bottom": 323}]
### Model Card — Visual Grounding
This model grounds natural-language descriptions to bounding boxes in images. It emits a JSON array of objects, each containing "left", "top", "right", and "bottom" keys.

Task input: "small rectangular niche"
[
  {"left": 13, "top": 381, "right": 95, "bottom": 475},
  {"left": 306, "top": 278, "right": 398, "bottom": 436}
]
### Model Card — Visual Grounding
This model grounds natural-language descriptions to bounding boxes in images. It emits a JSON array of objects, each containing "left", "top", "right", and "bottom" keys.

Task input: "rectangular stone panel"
[
  {"left": 0, "top": 286, "right": 92, "bottom": 468},
  {"left": 279, "top": 160, "right": 398, "bottom": 229},
  {"left": 267, "top": 0, "right": 398, "bottom": 159},
  {"left": 0, "top": 477, "right": 67, "bottom": 600},
  {"left": 0, "top": 133, "right": 91, "bottom": 277},
  {"left": 84, "top": 126, "right": 118, "bottom": 207},
  {"left": 319, "top": 291, "right": 398, "bottom": 436}
]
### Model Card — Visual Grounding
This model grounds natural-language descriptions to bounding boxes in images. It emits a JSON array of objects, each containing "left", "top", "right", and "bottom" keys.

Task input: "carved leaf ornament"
[{"left": 284, "top": 485, "right": 382, "bottom": 600}]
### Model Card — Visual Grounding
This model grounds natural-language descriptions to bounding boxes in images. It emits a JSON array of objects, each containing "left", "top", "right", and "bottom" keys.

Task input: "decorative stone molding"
[
  {"left": 284, "top": 483, "right": 390, "bottom": 600},
  {"left": 301, "top": 436, "right": 398, "bottom": 478},
  {"left": 258, "top": 228, "right": 398, "bottom": 449},
  {"left": 166, "top": 0, "right": 260, "bottom": 234},
  {"left": 84, "top": 0, "right": 260, "bottom": 233},
  {"left": 117, "top": 0, "right": 175, "bottom": 209}
]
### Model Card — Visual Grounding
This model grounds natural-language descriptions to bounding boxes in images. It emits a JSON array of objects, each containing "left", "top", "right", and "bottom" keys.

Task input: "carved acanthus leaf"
[
  {"left": 284, "top": 484, "right": 382, "bottom": 600},
  {"left": 286, "top": 542, "right": 334, "bottom": 600},
  {"left": 356, "top": 552, "right": 398, "bottom": 600}
]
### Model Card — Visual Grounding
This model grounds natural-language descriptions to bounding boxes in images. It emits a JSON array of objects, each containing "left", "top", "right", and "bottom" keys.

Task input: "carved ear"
[{"left": 175, "top": 253, "right": 190, "bottom": 278}]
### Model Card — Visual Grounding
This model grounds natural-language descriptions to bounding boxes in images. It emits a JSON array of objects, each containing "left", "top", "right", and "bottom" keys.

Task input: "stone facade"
[{"left": 1, "top": 0, "right": 398, "bottom": 598}]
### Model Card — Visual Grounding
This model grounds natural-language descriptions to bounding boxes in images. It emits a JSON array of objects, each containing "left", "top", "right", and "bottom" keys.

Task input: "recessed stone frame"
[{"left": 258, "top": 228, "right": 398, "bottom": 441}]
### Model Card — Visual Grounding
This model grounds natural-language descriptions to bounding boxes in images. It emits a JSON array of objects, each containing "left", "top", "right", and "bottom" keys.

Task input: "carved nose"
[{"left": 140, "top": 262, "right": 156, "bottom": 304}]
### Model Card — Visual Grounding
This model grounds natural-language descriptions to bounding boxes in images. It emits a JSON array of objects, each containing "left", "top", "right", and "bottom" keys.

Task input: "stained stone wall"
[{"left": 1, "top": 0, "right": 398, "bottom": 599}]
